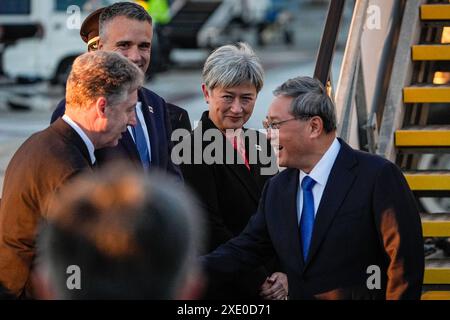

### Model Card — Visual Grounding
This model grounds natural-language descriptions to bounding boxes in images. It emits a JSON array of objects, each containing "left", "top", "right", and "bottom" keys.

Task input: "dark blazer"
[
  {"left": 50, "top": 87, "right": 185, "bottom": 178},
  {"left": 167, "top": 102, "right": 192, "bottom": 132},
  {"left": 0, "top": 119, "right": 94, "bottom": 298},
  {"left": 180, "top": 111, "right": 278, "bottom": 299},
  {"left": 202, "top": 139, "right": 424, "bottom": 300}
]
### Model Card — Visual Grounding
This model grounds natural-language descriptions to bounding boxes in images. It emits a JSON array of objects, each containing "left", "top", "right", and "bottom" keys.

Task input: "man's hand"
[{"left": 259, "top": 272, "right": 288, "bottom": 300}]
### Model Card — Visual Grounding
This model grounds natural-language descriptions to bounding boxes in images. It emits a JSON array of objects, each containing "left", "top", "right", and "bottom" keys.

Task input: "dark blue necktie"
[
  {"left": 132, "top": 114, "right": 150, "bottom": 170},
  {"left": 300, "top": 176, "right": 316, "bottom": 262}
]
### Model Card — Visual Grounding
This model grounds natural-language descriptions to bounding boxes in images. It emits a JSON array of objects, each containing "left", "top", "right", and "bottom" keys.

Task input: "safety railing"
[
  {"left": 315, "top": 0, "right": 408, "bottom": 153},
  {"left": 313, "top": 0, "right": 347, "bottom": 86}
]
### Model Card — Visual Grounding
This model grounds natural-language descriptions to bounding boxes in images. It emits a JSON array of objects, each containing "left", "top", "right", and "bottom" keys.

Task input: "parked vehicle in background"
[
  {"left": 164, "top": 0, "right": 270, "bottom": 51},
  {"left": 0, "top": 0, "right": 42, "bottom": 46},
  {"left": 0, "top": 0, "right": 114, "bottom": 85},
  {"left": 1, "top": 0, "right": 296, "bottom": 87}
]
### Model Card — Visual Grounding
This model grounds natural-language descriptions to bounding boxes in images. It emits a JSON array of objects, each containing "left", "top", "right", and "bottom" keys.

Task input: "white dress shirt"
[
  {"left": 297, "top": 138, "right": 341, "bottom": 224},
  {"left": 62, "top": 114, "right": 96, "bottom": 165},
  {"left": 127, "top": 101, "right": 152, "bottom": 162}
]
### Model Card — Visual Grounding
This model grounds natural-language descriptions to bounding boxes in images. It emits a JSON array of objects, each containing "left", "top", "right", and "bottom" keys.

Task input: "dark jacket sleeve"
[
  {"left": 373, "top": 161, "right": 424, "bottom": 300},
  {"left": 200, "top": 180, "right": 276, "bottom": 276},
  {"left": 160, "top": 98, "right": 184, "bottom": 181},
  {"left": 180, "top": 160, "right": 235, "bottom": 252},
  {"left": 50, "top": 99, "right": 66, "bottom": 124},
  {"left": 0, "top": 160, "right": 83, "bottom": 297},
  {"left": 167, "top": 103, "right": 192, "bottom": 132}
]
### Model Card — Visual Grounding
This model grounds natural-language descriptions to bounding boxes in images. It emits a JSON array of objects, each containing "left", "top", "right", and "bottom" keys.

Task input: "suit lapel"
[
  {"left": 304, "top": 140, "right": 358, "bottom": 268},
  {"left": 138, "top": 88, "right": 160, "bottom": 166},
  {"left": 200, "top": 112, "right": 262, "bottom": 202},
  {"left": 120, "top": 130, "right": 141, "bottom": 163},
  {"left": 225, "top": 134, "right": 264, "bottom": 203},
  {"left": 225, "top": 161, "right": 260, "bottom": 203}
]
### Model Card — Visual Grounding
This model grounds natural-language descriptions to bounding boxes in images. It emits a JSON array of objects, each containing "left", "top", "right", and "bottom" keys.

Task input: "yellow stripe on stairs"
[
  {"left": 395, "top": 126, "right": 450, "bottom": 147},
  {"left": 421, "top": 4, "right": 450, "bottom": 21},
  {"left": 421, "top": 291, "right": 450, "bottom": 300},
  {"left": 412, "top": 45, "right": 450, "bottom": 61},
  {"left": 421, "top": 213, "right": 450, "bottom": 237},
  {"left": 424, "top": 259, "right": 450, "bottom": 284},
  {"left": 404, "top": 172, "right": 450, "bottom": 191},
  {"left": 403, "top": 86, "right": 450, "bottom": 103}
]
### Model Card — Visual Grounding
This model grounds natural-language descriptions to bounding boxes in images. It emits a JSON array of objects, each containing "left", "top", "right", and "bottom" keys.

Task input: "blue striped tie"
[{"left": 300, "top": 176, "right": 316, "bottom": 261}]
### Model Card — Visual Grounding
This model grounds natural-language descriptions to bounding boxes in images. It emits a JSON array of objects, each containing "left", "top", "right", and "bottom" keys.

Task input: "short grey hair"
[
  {"left": 274, "top": 76, "right": 336, "bottom": 133},
  {"left": 99, "top": 2, "right": 152, "bottom": 40},
  {"left": 66, "top": 51, "right": 143, "bottom": 110},
  {"left": 273, "top": 76, "right": 325, "bottom": 97},
  {"left": 40, "top": 163, "right": 203, "bottom": 299},
  {"left": 202, "top": 42, "right": 264, "bottom": 92}
]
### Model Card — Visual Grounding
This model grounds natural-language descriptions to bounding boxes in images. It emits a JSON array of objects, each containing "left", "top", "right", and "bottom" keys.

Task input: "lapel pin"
[{"left": 148, "top": 106, "right": 154, "bottom": 113}]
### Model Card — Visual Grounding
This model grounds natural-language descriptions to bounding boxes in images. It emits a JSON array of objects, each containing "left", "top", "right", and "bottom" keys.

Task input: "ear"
[
  {"left": 95, "top": 97, "right": 108, "bottom": 118},
  {"left": 309, "top": 116, "right": 324, "bottom": 138},
  {"left": 98, "top": 38, "right": 104, "bottom": 51},
  {"left": 201, "top": 84, "right": 210, "bottom": 104}
]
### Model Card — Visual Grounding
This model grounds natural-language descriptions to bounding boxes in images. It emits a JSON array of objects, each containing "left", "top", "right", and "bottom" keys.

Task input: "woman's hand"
[{"left": 259, "top": 272, "right": 288, "bottom": 300}]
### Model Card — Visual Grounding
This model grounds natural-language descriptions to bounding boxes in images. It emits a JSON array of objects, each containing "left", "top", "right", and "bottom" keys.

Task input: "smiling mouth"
[{"left": 133, "top": 63, "right": 145, "bottom": 71}]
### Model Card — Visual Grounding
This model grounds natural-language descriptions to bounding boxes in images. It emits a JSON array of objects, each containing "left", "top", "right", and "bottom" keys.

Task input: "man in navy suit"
[
  {"left": 51, "top": 2, "right": 188, "bottom": 176},
  {"left": 201, "top": 76, "right": 424, "bottom": 300}
]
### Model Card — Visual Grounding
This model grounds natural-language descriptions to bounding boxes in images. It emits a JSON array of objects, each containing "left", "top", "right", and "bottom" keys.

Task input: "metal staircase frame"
[
  {"left": 334, "top": 0, "right": 370, "bottom": 146},
  {"left": 376, "top": 0, "right": 427, "bottom": 161},
  {"left": 330, "top": 0, "right": 450, "bottom": 298}
]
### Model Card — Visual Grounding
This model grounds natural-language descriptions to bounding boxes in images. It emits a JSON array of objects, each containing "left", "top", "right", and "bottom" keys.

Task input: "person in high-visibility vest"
[
  {"left": 135, "top": 0, "right": 171, "bottom": 25},
  {"left": 148, "top": 0, "right": 171, "bottom": 25},
  {"left": 135, "top": 0, "right": 173, "bottom": 72}
]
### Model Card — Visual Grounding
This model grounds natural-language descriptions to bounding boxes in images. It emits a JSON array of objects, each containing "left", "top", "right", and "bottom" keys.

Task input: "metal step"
[
  {"left": 412, "top": 44, "right": 450, "bottom": 61},
  {"left": 421, "top": 213, "right": 450, "bottom": 237},
  {"left": 424, "top": 259, "right": 450, "bottom": 284},
  {"left": 421, "top": 290, "right": 450, "bottom": 300},
  {"left": 421, "top": 4, "right": 450, "bottom": 21},
  {"left": 403, "top": 85, "right": 450, "bottom": 103},
  {"left": 404, "top": 172, "right": 450, "bottom": 191},
  {"left": 395, "top": 126, "right": 450, "bottom": 147}
]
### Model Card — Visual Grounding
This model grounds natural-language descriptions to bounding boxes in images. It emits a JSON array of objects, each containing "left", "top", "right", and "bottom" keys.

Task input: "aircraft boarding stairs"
[{"left": 378, "top": 0, "right": 450, "bottom": 300}]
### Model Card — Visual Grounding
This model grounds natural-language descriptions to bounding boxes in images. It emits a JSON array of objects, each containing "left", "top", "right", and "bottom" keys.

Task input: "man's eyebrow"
[
  {"left": 222, "top": 91, "right": 254, "bottom": 96},
  {"left": 116, "top": 40, "right": 131, "bottom": 45}
]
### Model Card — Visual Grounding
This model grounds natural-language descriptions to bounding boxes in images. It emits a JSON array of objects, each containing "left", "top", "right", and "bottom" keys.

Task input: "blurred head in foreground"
[{"left": 37, "top": 163, "right": 204, "bottom": 299}]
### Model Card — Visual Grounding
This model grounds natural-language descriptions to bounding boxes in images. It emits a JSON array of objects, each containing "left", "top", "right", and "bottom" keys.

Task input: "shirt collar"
[
  {"left": 127, "top": 102, "right": 143, "bottom": 140},
  {"left": 299, "top": 137, "right": 341, "bottom": 187},
  {"left": 62, "top": 114, "right": 96, "bottom": 165}
]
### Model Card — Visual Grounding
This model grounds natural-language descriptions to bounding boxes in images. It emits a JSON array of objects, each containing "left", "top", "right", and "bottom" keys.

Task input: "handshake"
[{"left": 260, "top": 272, "right": 289, "bottom": 300}]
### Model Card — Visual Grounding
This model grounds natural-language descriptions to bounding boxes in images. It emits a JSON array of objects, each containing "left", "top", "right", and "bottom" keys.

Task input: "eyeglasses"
[{"left": 262, "top": 117, "right": 299, "bottom": 130}]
